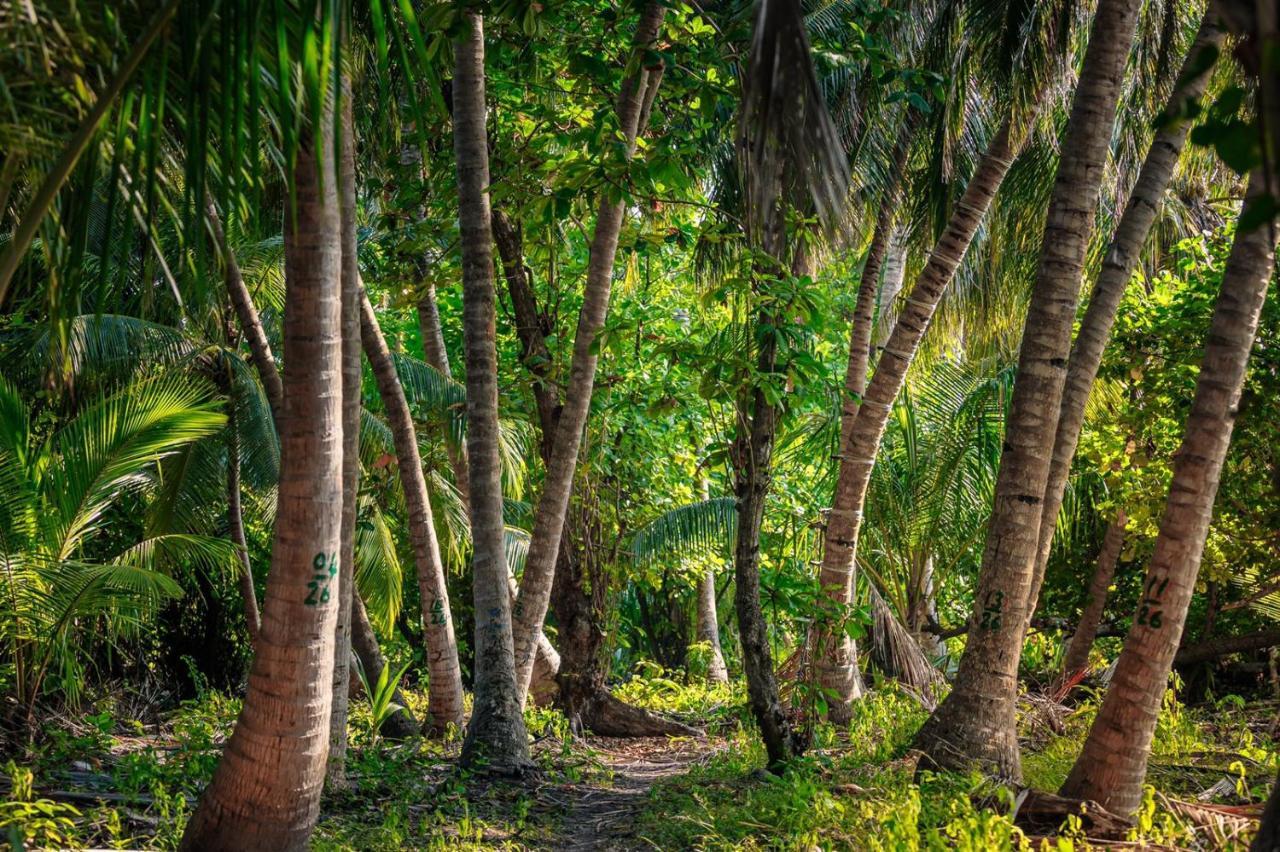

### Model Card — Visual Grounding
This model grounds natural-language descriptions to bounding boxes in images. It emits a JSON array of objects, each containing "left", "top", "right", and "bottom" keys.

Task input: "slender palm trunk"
[
  {"left": 1024, "top": 12, "right": 1225, "bottom": 627},
  {"left": 182, "top": 114, "right": 344, "bottom": 850},
  {"left": 454, "top": 11, "right": 531, "bottom": 770},
  {"left": 812, "top": 117, "right": 1021, "bottom": 723},
  {"left": 416, "top": 286, "right": 472, "bottom": 510},
  {"left": 1060, "top": 170, "right": 1277, "bottom": 815},
  {"left": 1254, "top": 771, "right": 1280, "bottom": 852},
  {"left": 510, "top": 4, "right": 667, "bottom": 703},
  {"left": 226, "top": 397, "right": 261, "bottom": 641},
  {"left": 359, "top": 290, "right": 465, "bottom": 732},
  {"left": 328, "top": 87, "right": 362, "bottom": 786},
  {"left": 913, "top": 0, "right": 1140, "bottom": 780},
  {"left": 696, "top": 569, "right": 728, "bottom": 684},
  {"left": 207, "top": 199, "right": 283, "bottom": 422},
  {"left": 1061, "top": 511, "right": 1127, "bottom": 679},
  {"left": 350, "top": 595, "right": 420, "bottom": 738},
  {"left": 874, "top": 228, "right": 907, "bottom": 350}
]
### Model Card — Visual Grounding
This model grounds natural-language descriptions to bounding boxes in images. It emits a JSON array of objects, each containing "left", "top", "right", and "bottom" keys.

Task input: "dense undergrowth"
[{"left": 2, "top": 664, "right": 1274, "bottom": 850}]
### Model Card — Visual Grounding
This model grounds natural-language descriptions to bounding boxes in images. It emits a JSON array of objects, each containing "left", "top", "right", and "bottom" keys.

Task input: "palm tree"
[
  {"left": 454, "top": 9, "right": 531, "bottom": 771},
  {"left": 180, "top": 77, "right": 346, "bottom": 848},
  {"left": 913, "top": 0, "right": 1142, "bottom": 780},
  {"left": 358, "top": 289, "right": 465, "bottom": 732},
  {"left": 509, "top": 0, "right": 668, "bottom": 704},
  {"left": 1060, "top": 167, "right": 1277, "bottom": 816},
  {"left": 1025, "top": 9, "right": 1226, "bottom": 633},
  {"left": 0, "top": 373, "right": 229, "bottom": 726},
  {"left": 1060, "top": 510, "right": 1127, "bottom": 680}
]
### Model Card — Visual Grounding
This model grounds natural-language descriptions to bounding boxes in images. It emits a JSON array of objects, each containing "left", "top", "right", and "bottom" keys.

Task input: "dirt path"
[{"left": 557, "top": 736, "right": 715, "bottom": 851}]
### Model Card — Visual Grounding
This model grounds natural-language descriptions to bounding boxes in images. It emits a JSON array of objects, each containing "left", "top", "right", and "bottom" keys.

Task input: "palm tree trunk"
[
  {"left": 1060, "top": 510, "right": 1127, "bottom": 680},
  {"left": 510, "top": 3, "right": 667, "bottom": 704},
  {"left": 181, "top": 111, "right": 344, "bottom": 850},
  {"left": 1060, "top": 169, "right": 1277, "bottom": 816},
  {"left": 696, "top": 569, "right": 728, "bottom": 684},
  {"left": 1253, "top": 770, "right": 1280, "bottom": 852},
  {"left": 812, "top": 117, "right": 1022, "bottom": 721},
  {"left": 358, "top": 290, "right": 465, "bottom": 733},
  {"left": 207, "top": 199, "right": 284, "bottom": 422},
  {"left": 913, "top": 0, "right": 1141, "bottom": 781},
  {"left": 328, "top": 86, "right": 362, "bottom": 786},
  {"left": 454, "top": 11, "right": 531, "bottom": 771},
  {"left": 874, "top": 227, "right": 907, "bottom": 350},
  {"left": 416, "top": 286, "right": 471, "bottom": 510},
  {"left": 225, "top": 398, "right": 261, "bottom": 641},
  {"left": 1024, "top": 11, "right": 1225, "bottom": 628},
  {"left": 350, "top": 595, "right": 420, "bottom": 739}
]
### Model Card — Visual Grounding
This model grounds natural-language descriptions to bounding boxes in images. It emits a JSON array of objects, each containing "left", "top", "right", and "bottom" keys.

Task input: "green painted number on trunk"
[{"left": 304, "top": 551, "right": 338, "bottom": 606}]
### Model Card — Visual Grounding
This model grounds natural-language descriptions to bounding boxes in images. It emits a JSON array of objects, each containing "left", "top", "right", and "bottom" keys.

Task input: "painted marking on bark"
[
  {"left": 1136, "top": 574, "right": 1168, "bottom": 629},
  {"left": 978, "top": 590, "right": 1004, "bottom": 631},
  {"left": 429, "top": 598, "right": 448, "bottom": 626},
  {"left": 305, "top": 551, "right": 338, "bottom": 606}
]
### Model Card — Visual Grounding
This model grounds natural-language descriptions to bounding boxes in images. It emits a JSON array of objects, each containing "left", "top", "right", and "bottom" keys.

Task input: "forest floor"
[{"left": 1, "top": 673, "right": 1276, "bottom": 849}]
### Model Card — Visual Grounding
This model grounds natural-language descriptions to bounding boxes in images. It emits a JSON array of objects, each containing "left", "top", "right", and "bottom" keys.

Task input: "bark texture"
[
  {"left": 1061, "top": 172, "right": 1276, "bottom": 814},
  {"left": 181, "top": 119, "right": 344, "bottom": 850},
  {"left": 455, "top": 11, "right": 531, "bottom": 770},
  {"left": 913, "top": 0, "right": 1140, "bottom": 780},
  {"left": 328, "top": 87, "right": 362, "bottom": 786},
  {"left": 416, "top": 286, "right": 472, "bottom": 510},
  {"left": 696, "top": 568, "right": 729, "bottom": 684},
  {"left": 1061, "top": 511, "right": 1127, "bottom": 679},
  {"left": 359, "top": 290, "right": 465, "bottom": 732},
  {"left": 1025, "top": 12, "right": 1226, "bottom": 626},
  {"left": 812, "top": 117, "right": 1021, "bottom": 725},
  {"left": 225, "top": 391, "right": 261, "bottom": 641},
  {"left": 510, "top": 2, "right": 667, "bottom": 703}
]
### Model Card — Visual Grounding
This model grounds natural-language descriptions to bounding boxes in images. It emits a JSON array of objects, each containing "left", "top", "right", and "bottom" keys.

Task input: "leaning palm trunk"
[
  {"left": 207, "top": 199, "right": 284, "bottom": 422},
  {"left": 455, "top": 11, "right": 531, "bottom": 770},
  {"left": 358, "top": 290, "right": 465, "bottom": 732},
  {"left": 350, "top": 595, "right": 420, "bottom": 738},
  {"left": 328, "top": 86, "right": 362, "bottom": 786},
  {"left": 812, "top": 116, "right": 1022, "bottom": 719},
  {"left": 1060, "top": 170, "right": 1277, "bottom": 816},
  {"left": 225, "top": 392, "right": 261, "bottom": 640},
  {"left": 913, "top": 0, "right": 1141, "bottom": 781},
  {"left": 510, "top": 2, "right": 667, "bottom": 703},
  {"left": 1060, "top": 510, "right": 1127, "bottom": 680},
  {"left": 181, "top": 117, "right": 344, "bottom": 850},
  {"left": 1024, "top": 11, "right": 1226, "bottom": 628}
]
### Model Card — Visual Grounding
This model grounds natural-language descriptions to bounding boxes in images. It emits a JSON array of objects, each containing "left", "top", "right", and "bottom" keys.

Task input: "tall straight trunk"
[
  {"left": 225, "top": 395, "right": 261, "bottom": 641},
  {"left": 510, "top": 2, "right": 667, "bottom": 703},
  {"left": 207, "top": 199, "right": 284, "bottom": 422},
  {"left": 182, "top": 113, "right": 344, "bottom": 851},
  {"left": 328, "top": 86, "right": 362, "bottom": 786},
  {"left": 913, "top": 0, "right": 1141, "bottom": 780},
  {"left": 454, "top": 11, "right": 531, "bottom": 770},
  {"left": 350, "top": 595, "right": 420, "bottom": 738},
  {"left": 1060, "top": 170, "right": 1277, "bottom": 815},
  {"left": 811, "top": 117, "right": 1023, "bottom": 720},
  {"left": 1025, "top": 12, "right": 1226, "bottom": 627},
  {"left": 358, "top": 290, "right": 465, "bottom": 732},
  {"left": 1061, "top": 510, "right": 1127, "bottom": 679},
  {"left": 416, "top": 286, "right": 471, "bottom": 510},
  {"left": 696, "top": 570, "right": 728, "bottom": 684}
]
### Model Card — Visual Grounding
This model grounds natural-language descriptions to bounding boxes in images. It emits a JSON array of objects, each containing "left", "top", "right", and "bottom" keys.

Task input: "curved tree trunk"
[
  {"left": 813, "top": 116, "right": 1022, "bottom": 721},
  {"left": 207, "top": 198, "right": 283, "bottom": 423},
  {"left": 454, "top": 11, "right": 531, "bottom": 771},
  {"left": 416, "top": 286, "right": 472, "bottom": 510},
  {"left": 1060, "top": 169, "right": 1277, "bottom": 816},
  {"left": 182, "top": 108, "right": 344, "bottom": 850},
  {"left": 328, "top": 86, "right": 362, "bottom": 786},
  {"left": 1061, "top": 510, "right": 1127, "bottom": 680},
  {"left": 510, "top": 3, "right": 667, "bottom": 704},
  {"left": 225, "top": 394, "right": 261, "bottom": 641},
  {"left": 1025, "top": 11, "right": 1226, "bottom": 628},
  {"left": 913, "top": 0, "right": 1140, "bottom": 781},
  {"left": 696, "top": 569, "right": 728, "bottom": 684},
  {"left": 358, "top": 290, "right": 465, "bottom": 733},
  {"left": 350, "top": 595, "right": 420, "bottom": 739}
]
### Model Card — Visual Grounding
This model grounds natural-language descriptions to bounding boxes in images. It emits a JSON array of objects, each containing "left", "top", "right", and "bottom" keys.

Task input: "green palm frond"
[
  {"left": 356, "top": 498, "right": 404, "bottom": 634},
  {"left": 629, "top": 497, "right": 738, "bottom": 565}
]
